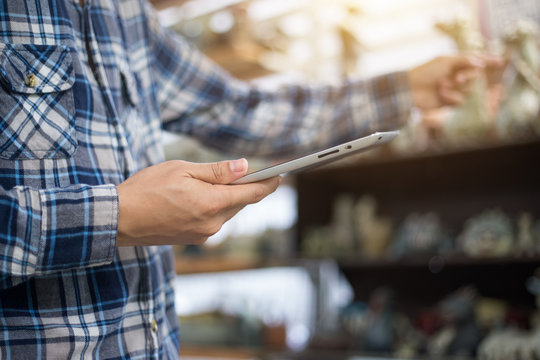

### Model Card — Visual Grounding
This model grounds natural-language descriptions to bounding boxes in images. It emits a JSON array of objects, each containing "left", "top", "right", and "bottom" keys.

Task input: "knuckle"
[
  {"left": 202, "top": 221, "right": 222, "bottom": 237},
  {"left": 192, "top": 237, "right": 209, "bottom": 245},
  {"left": 168, "top": 159, "right": 186, "bottom": 168},
  {"left": 211, "top": 163, "right": 226, "bottom": 183},
  {"left": 165, "top": 160, "right": 187, "bottom": 175},
  {"left": 205, "top": 197, "right": 223, "bottom": 216},
  {"left": 252, "top": 186, "right": 266, "bottom": 203}
]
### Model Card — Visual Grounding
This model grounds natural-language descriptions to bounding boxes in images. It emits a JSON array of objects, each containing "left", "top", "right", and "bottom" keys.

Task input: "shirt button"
[
  {"left": 151, "top": 319, "right": 158, "bottom": 333},
  {"left": 25, "top": 74, "right": 38, "bottom": 88}
]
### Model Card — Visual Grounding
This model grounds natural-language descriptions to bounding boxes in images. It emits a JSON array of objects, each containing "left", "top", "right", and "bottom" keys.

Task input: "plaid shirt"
[{"left": 0, "top": 0, "right": 412, "bottom": 358}]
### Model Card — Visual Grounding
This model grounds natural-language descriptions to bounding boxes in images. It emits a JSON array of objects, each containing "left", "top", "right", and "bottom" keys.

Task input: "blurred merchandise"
[
  {"left": 360, "top": 287, "right": 396, "bottom": 353},
  {"left": 302, "top": 194, "right": 358, "bottom": 258},
  {"left": 516, "top": 212, "right": 536, "bottom": 256},
  {"left": 436, "top": 15, "right": 494, "bottom": 147},
  {"left": 474, "top": 297, "right": 508, "bottom": 330},
  {"left": 477, "top": 328, "right": 540, "bottom": 360},
  {"left": 353, "top": 196, "right": 393, "bottom": 259},
  {"left": 527, "top": 267, "right": 540, "bottom": 323},
  {"left": 302, "top": 194, "right": 394, "bottom": 259},
  {"left": 427, "top": 286, "right": 482, "bottom": 357},
  {"left": 335, "top": 285, "right": 540, "bottom": 358},
  {"left": 302, "top": 191, "right": 540, "bottom": 262},
  {"left": 389, "top": 212, "right": 452, "bottom": 258},
  {"left": 496, "top": 20, "right": 540, "bottom": 140},
  {"left": 175, "top": 266, "right": 318, "bottom": 351},
  {"left": 457, "top": 209, "right": 514, "bottom": 258},
  {"left": 179, "top": 311, "right": 263, "bottom": 348},
  {"left": 536, "top": 220, "right": 540, "bottom": 254},
  {"left": 478, "top": 267, "right": 540, "bottom": 360},
  {"left": 339, "top": 288, "right": 423, "bottom": 357}
]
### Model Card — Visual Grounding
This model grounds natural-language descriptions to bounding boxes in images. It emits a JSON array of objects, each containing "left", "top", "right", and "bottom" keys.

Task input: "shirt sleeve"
[
  {"left": 0, "top": 184, "right": 118, "bottom": 289},
  {"left": 145, "top": 3, "right": 413, "bottom": 158}
]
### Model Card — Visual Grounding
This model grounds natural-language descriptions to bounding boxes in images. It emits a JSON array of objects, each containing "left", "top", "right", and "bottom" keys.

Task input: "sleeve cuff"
[{"left": 36, "top": 184, "right": 118, "bottom": 273}]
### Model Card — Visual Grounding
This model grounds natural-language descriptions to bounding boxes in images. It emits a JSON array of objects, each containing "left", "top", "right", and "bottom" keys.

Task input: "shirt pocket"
[{"left": 0, "top": 43, "right": 77, "bottom": 160}]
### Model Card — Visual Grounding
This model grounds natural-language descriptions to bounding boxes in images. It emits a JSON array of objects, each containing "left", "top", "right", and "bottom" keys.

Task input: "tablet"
[{"left": 232, "top": 130, "right": 399, "bottom": 184}]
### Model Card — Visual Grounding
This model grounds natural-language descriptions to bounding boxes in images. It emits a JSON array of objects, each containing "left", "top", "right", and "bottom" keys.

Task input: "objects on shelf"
[
  {"left": 427, "top": 286, "right": 483, "bottom": 357},
  {"left": 389, "top": 212, "right": 452, "bottom": 258},
  {"left": 340, "top": 287, "right": 424, "bottom": 357},
  {"left": 302, "top": 194, "right": 357, "bottom": 258},
  {"left": 436, "top": 15, "right": 494, "bottom": 147},
  {"left": 477, "top": 267, "right": 540, "bottom": 360},
  {"left": 338, "top": 284, "right": 538, "bottom": 357},
  {"left": 517, "top": 212, "right": 536, "bottom": 256},
  {"left": 353, "top": 195, "right": 393, "bottom": 259},
  {"left": 457, "top": 208, "right": 514, "bottom": 258},
  {"left": 496, "top": 20, "right": 540, "bottom": 140},
  {"left": 302, "top": 192, "right": 540, "bottom": 261}
]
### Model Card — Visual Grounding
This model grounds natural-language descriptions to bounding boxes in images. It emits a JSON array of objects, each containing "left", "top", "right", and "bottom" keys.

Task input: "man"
[{"left": 0, "top": 0, "right": 502, "bottom": 358}]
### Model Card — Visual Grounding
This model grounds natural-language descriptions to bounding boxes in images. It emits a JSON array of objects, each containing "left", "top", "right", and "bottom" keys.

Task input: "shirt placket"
[
  {"left": 80, "top": 2, "right": 118, "bottom": 121},
  {"left": 136, "top": 247, "right": 160, "bottom": 358},
  {"left": 78, "top": 1, "right": 159, "bottom": 357}
]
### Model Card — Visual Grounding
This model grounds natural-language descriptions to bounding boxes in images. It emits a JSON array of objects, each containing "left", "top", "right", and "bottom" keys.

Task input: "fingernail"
[{"left": 229, "top": 158, "right": 247, "bottom": 173}]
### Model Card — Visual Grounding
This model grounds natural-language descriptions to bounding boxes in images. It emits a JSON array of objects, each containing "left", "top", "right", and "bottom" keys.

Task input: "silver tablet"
[{"left": 232, "top": 130, "right": 399, "bottom": 184}]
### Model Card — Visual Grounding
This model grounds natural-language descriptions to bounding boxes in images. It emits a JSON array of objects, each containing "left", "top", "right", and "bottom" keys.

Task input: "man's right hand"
[{"left": 116, "top": 159, "right": 281, "bottom": 246}]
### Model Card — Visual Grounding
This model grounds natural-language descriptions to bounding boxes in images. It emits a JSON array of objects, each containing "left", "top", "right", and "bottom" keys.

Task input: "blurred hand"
[
  {"left": 407, "top": 54, "right": 506, "bottom": 111},
  {"left": 116, "top": 159, "right": 281, "bottom": 246}
]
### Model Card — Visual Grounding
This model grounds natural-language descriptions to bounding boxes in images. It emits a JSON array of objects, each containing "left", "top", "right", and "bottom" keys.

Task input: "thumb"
[{"left": 187, "top": 158, "right": 248, "bottom": 185}]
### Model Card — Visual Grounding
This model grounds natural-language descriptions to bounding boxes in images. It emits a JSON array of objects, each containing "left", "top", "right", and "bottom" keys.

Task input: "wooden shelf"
[
  {"left": 175, "top": 256, "right": 295, "bottom": 275},
  {"left": 334, "top": 254, "right": 540, "bottom": 269},
  {"left": 180, "top": 345, "right": 260, "bottom": 359}
]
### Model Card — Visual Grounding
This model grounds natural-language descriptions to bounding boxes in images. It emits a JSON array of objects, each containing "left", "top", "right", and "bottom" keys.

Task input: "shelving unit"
[
  {"left": 296, "top": 138, "right": 540, "bottom": 315},
  {"left": 174, "top": 256, "right": 297, "bottom": 274}
]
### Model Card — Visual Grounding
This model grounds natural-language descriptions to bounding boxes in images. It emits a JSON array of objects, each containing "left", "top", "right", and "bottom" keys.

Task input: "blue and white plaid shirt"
[{"left": 0, "top": 0, "right": 412, "bottom": 358}]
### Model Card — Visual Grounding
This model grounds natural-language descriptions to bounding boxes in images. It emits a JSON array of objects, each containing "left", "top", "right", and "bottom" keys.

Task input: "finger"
[
  {"left": 454, "top": 68, "right": 481, "bottom": 85},
  {"left": 483, "top": 55, "right": 509, "bottom": 85},
  {"left": 475, "top": 53, "right": 507, "bottom": 69},
  {"left": 186, "top": 158, "right": 248, "bottom": 185},
  {"left": 218, "top": 176, "right": 281, "bottom": 209},
  {"left": 440, "top": 77, "right": 473, "bottom": 96},
  {"left": 214, "top": 177, "right": 282, "bottom": 227},
  {"left": 439, "top": 86, "right": 466, "bottom": 106},
  {"left": 449, "top": 55, "right": 486, "bottom": 71}
]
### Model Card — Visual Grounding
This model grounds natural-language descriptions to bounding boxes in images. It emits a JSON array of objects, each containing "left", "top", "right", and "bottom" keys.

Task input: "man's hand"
[
  {"left": 116, "top": 159, "right": 281, "bottom": 246},
  {"left": 408, "top": 54, "right": 506, "bottom": 111}
]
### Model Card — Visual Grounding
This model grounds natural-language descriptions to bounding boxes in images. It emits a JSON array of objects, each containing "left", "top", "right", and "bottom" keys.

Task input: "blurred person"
[{"left": 0, "top": 0, "right": 504, "bottom": 358}]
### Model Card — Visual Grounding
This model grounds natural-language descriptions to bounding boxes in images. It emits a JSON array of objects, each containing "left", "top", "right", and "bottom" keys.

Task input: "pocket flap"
[{"left": 0, "top": 43, "right": 75, "bottom": 94}]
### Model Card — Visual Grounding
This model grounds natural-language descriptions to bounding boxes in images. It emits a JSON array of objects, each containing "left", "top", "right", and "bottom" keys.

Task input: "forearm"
[
  {"left": 161, "top": 67, "right": 413, "bottom": 158},
  {"left": 0, "top": 184, "right": 118, "bottom": 289}
]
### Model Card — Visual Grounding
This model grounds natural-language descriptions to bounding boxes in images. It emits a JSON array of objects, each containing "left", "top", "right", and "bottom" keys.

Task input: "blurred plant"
[{"left": 496, "top": 20, "right": 540, "bottom": 140}]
